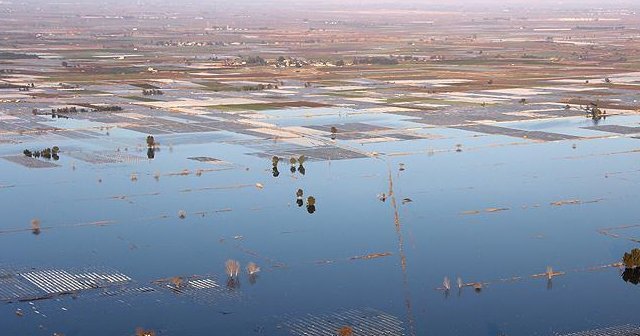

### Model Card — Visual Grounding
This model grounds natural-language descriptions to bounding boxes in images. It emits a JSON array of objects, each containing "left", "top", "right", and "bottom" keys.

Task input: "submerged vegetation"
[
  {"left": 31, "top": 219, "right": 41, "bottom": 235},
  {"left": 338, "top": 326, "right": 354, "bottom": 336},
  {"left": 225, "top": 259, "right": 240, "bottom": 278},
  {"left": 170, "top": 276, "right": 184, "bottom": 290},
  {"left": 246, "top": 262, "right": 260, "bottom": 275},
  {"left": 226, "top": 259, "right": 241, "bottom": 289},
  {"left": 135, "top": 328, "right": 156, "bottom": 336}
]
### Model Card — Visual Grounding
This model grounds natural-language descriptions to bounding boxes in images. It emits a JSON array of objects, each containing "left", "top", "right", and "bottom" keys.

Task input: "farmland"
[{"left": 1, "top": 1, "right": 640, "bottom": 335}]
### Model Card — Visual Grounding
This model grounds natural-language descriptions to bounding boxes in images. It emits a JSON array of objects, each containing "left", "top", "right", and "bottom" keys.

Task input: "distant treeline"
[
  {"left": 40, "top": 105, "right": 123, "bottom": 116},
  {"left": 351, "top": 56, "right": 399, "bottom": 65},
  {"left": 240, "top": 83, "right": 279, "bottom": 91},
  {"left": 0, "top": 52, "right": 39, "bottom": 60},
  {"left": 0, "top": 83, "right": 34, "bottom": 90}
]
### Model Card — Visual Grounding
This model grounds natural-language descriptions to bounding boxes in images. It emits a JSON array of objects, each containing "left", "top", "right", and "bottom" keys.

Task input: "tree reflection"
[
  {"left": 147, "top": 147, "right": 155, "bottom": 159},
  {"left": 226, "top": 277, "right": 240, "bottom": 290},
  {"left": 248, "top": 273, "right": 258, "bottom": 285},
  {"left": 622, "top": 268, "right": 640, "bottom": 285},
  {"left": 272, "top": 156, "right": 280, "bottom": 177},
  {"left": 247, "top": 262, "right": 260, "bottom": 285},
  {"left": 297, "top": 155, "right": 306, "bottom": 175}
]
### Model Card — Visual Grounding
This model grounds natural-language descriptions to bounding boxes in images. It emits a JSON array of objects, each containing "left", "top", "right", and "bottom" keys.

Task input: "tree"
[
  {"left": 146, "top": 135, "right": 155, "bottom": 148},
  {"left": 623, "top": 249, "right": 640, "bottom": 268}
]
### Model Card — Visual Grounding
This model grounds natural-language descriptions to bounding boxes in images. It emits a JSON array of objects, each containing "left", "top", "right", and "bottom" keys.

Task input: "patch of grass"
[
  {"left": 322, "top": 91, "right": 369, "bottom": 98},
  {"left": 130, "top": 83, "right": 160, "bottom": 90},
  {"left": 198, "top": 81, "right": 239, "bottom": 92},
  {"left": 123, "top": 95, "right": 160, "bottom": 102},
  {"left": 386, "top": 96, "right": 431, "bottom": 103},
  {"left": 207, "top": 101, "right": 330, "bottom": 111}
]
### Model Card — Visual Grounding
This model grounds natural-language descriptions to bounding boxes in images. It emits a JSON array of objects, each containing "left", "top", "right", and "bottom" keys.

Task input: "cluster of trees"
[
  {"left": 51, "top": 106, "right": 87, "bottom": 114},
  {"left": 18, "top": 84, "right": 34, "bottom": 91},
  {"left": 94, "top": 105, "right": 123, "bottom": 112},
  {"left": 242, "top": 55, "right": 267, "bottom": 66},
  {"left": 226, "top": 55, "right": 407, "bottom": 68},
  {"left": 352, "top": 56, "right": 399, "bottom": 65},
  {"left": 275, "top": 56, "right": 305, "bottom": 68},
  {"left": 622, "top": 249, "right": 640, "bottom": 285},
  {"left": 142, "top": 89, "right": 164, "bottom": 96},
  {"left": 23, "top": 146, "right": 60, "bottom": 160},
  {"left": 271, "top": 155, "right": 306, "bottom": 177},
  {"left": 154, "top": 40, "right": 226, "bottom": 47},
  {"left": 295, "top": 189, "right": 316, "bottom": 214},
  {"left": 581, "top": 103, "right": 607, "bottom": 122},
  {"left": 240, "top": 83, "right": 279, "bottom": 91},
  {"left": 46, "top": 105, "right": 122, "bottom": 115},
  {"left": 0, "top": 52, "right": 38, "bottom": 60},
  {"left": 623, "top": 248, "right": 640, "bottom": 268}
]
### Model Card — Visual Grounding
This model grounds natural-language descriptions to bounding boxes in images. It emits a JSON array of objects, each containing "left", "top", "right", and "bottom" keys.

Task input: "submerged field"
[{"left": 1, "top": 2, "right": 640, "bottom": 336}]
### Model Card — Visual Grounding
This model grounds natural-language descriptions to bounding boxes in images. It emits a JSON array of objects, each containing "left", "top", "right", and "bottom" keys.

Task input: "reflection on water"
[
  {"left": 622, "top": 268, "right": 640, "bottom": 285},
  {"left": 272, "top": 156, "right": 280, "bottom": 177}
]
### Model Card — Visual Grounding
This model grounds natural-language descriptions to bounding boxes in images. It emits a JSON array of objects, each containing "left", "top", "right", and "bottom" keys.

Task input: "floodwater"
[{"left": 1, "top": 110, "right": 640, "bottom": 336}]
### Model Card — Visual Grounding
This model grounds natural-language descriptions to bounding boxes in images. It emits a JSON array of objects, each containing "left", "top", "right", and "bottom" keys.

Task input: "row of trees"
[
  {"left": 142, "top": 89, "right": 164, "bottom": 96},
  {"left": 23, "top": 146, "right": 60, "bottom": 160},
  {"left": 240, "top": 83, "right": 279, "bottom": 91}
]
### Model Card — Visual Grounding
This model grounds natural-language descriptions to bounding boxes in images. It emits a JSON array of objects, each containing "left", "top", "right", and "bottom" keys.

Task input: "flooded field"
[{"left": 1, "top": 1, "right": 640, "bottom": 335}]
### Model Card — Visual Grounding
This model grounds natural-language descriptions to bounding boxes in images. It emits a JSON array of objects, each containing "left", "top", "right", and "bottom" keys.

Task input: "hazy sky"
[{"left": 15, "top": 0, "right": 640, "bottom": 7}]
